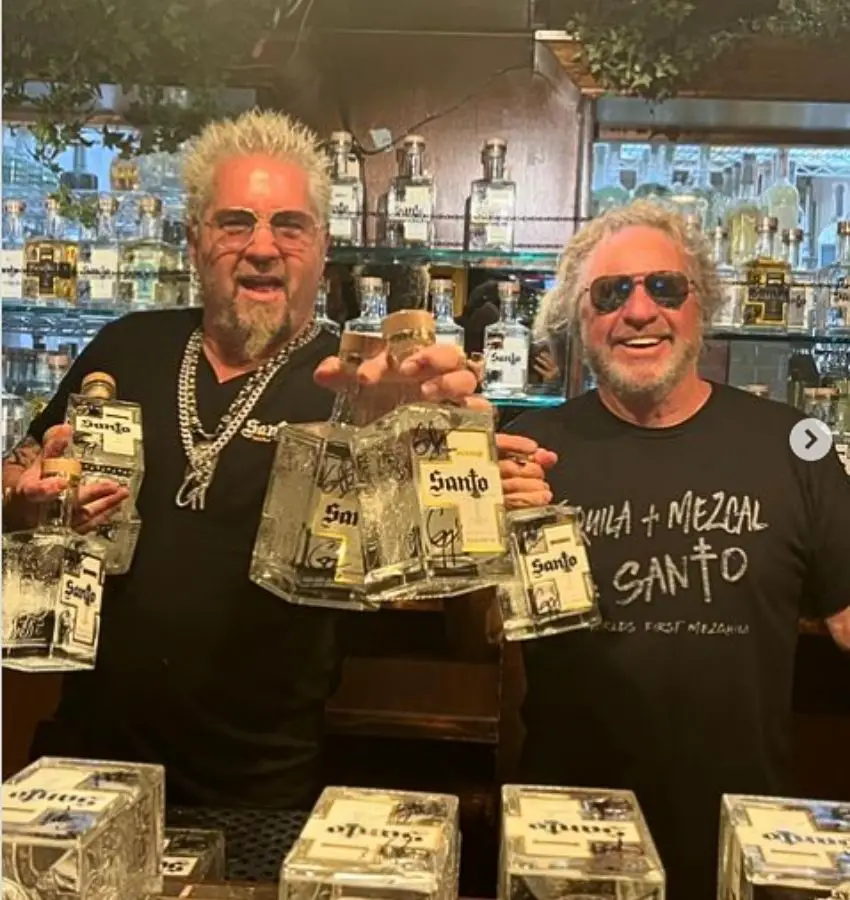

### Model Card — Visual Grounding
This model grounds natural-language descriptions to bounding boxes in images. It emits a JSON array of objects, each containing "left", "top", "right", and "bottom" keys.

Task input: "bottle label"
[
  {"left": 399, "top": 185, "right": 432, "bottom": 243},
  {"left": 712, "top": 278, "right": 740, "bottom": 328},
  {"left": 24, "top": 242, "right": 78, "bottom": 301},
  {"left": 743, "top": 270, "right": 789, "bottom": 326},
  {"left": 58, "top": 545, "right": 105, "bottom": 653},
  {"left": 828, "top": 277, "right": 850, "bottom": 329},
  {"left": 329, "top": 184, "right": 359, "bottom": 242},
  {"left": 787, "top": 280, "right": 813, "bottom": 329},
  {"left": 79, "top": 246, "right": 119, "bottom": 302},
  {"left": 162, "top": 856, "right": 199, "bottom": 878},
  {"left": 73, "top": 402, "right": 142, "bottom": 457},
  {"left": 484, "top": 336, "right": 529, "bottom": 391},
  {"left": 1, "top": 248, "right": 23, "bottom": 298},
  {"left": 416, "top": 428, "right": 504, "bottom": 555},
  {"left": 472, "top": 186, "right": 515, "bottom": 249},
  {"left": 517, "top": 518, "right": 596, "bottom": 617}
]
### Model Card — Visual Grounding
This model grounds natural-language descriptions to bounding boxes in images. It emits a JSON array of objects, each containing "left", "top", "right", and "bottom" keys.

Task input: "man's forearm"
[{"left": 2, "top": 435, "right": 42, "bottom": 532}]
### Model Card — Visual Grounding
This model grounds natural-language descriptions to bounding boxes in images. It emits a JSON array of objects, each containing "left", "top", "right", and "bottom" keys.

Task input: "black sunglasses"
[{"left": 587, "top": 271, "right": 693, "bottom": 314}]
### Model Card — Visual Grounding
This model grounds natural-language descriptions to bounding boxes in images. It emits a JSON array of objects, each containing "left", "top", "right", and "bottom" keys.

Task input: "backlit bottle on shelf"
[
  {"left": 783, "top": 227, "right": 815, "bottom": 332},
  {"left": 763, "top": 148, "right": 799, "bottom": 235},
  {"left": 118, "top": 195, "right": 180, "bottom": 307},
  {"left": 633, "top": 144, "right": 672, "bottom": 205},
  {"left": 483, "top": 281, "right": 530, "bottom": 398},
  {"left": 429, "top": 278, "right": 464, "bottom": 347},
  {"left": 669, "top": 170, "right": 709, "bottom": 227},
  {"left": 816, "top": 220, "right": 850, "bottom": 335},
  {"left": 590, "top": 144, "right": 629, "bottom": 217},
  {"left": 385, "top": 135, "right": 436, "bottom": 248},
  {"left": 1, "top": 199, "right": 26, "bottom": 300},
  {"left": 314, "top": 278, "right": 340, "bottom": 337},
  {"left": 345, "top": 276, "right": 387, "bottom": 335},
  {"left": 327, "top": 131, "right": 364, "bottom": 247},
  {"left": 23, "top": 197, "right": 78, "bottom": 304},
  {"left": 467, "top": 138, "right": 517, "bottom": 252},
  {"left": 710, "top": 226, "right": 741, "bottom": 330},
  {"left": 741, "top": 216, "right": 790, "bottom": 329},
  {"left": 2, "top": 392, "right": 30, "bottom": 455},
  {"left": 725, "top": 153, "right": 762, "bottom": 266},
  {"left": 78, "top": 195, "right": 120, "bottom": 306}
]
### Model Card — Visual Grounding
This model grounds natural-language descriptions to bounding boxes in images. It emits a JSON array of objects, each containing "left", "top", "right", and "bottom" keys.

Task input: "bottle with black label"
[
  {"left": 23, "top": 198, "right": 78, "bottom": 304},
  {"left": 741, "top": 216, "right": 790, "bottom": 329}
]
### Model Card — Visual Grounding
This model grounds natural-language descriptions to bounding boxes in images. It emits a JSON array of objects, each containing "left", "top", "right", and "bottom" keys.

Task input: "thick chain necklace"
[{"left": 175, "top": 322, "right": 321, "bottom": 511}]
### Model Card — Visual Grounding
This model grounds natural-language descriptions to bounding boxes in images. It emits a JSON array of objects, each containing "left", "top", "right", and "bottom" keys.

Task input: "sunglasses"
[
  {"left": 204, "top": 208, "right": 320, "bottom": 253},
  {"left": 587, "top": 271, "right": 693, "bottom": 314}
]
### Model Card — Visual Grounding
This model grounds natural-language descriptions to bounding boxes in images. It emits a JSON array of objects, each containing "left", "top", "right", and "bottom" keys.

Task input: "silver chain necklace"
[{"left": 175, "top": 322, "right": 321, "bottom": 511}]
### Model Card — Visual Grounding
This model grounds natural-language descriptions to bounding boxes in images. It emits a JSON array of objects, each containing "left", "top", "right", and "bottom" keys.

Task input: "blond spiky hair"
[
  {"left": 534, "top": 200, "right": 723, "bottom": 341},
  {"left": 182, "top": 108, "right": 331, "bottom": 223}
]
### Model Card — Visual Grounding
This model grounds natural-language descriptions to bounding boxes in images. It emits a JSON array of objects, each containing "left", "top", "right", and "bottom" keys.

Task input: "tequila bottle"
[
  {"left": 725, "top": 152, "right": 762, "bottom": 266},
  {"left": 784, "top": 227, "right": 815, "bottom": 332},
  {"left": 66, "top": 372, "right": 144, "bottom": 575},
  {"left": 78, "top": 195, "right": 120, "bottom": 306},
  {"left": 430, "top": 278, "right": 464, "bottom": 347},
  {"left": 314, "top": 278, "right": 340, "bottom": 337},
  {"left": 669, "top": 170, "right": 709, "bottom": 226},
  {"left": 2, "top": 199, "right": 26, "bottom": 300},
  {"left": 633, "top": 143, "right": 672, "bottom": 205},
  {"left": 741, "top": 216, "right": 791, "bottom": 329},
  {"left": 250, "top": 330, "right": 395, "bottom": 609},
  {"left": 346, "top": 276, "right": 387, "bottom": 335},
  {"left": 118, "top": 195, "right": 180, "bottom": 307},
  {"left": 327, "top": 131, "right": 364, "bottom": 247},
  {"left": 23, "top": 198, "right": 78, "bottom": 304},
  {"left": 2, "top": 458, "right": 106, "bottom": 671},
  {"left": 710, "top": 225, "right": 741, "bottom": 330},
  {"left": 764, "top": 147, "right": 800, "bottom": 235},
  {"left": 467, "top": 138, "right": 517, "bottom": 252},
  {"left": 483, "top": 281, "right": 530, "bottom": 397},
  {"left": 3, "top": 757, "right": 165, "bottom": 900},
  {"left": 385, "top": 135, "right": 436, "bottom": 248},
  {"left": 352, "top": 311, "right": 509, "bottom": 599},
  {"left": 816, "top": 220, "right": 850, "bottom": 335}
]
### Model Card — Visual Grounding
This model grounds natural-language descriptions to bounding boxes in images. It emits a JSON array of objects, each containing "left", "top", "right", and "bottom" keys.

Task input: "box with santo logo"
[
  {"left": 279, "top": 786, "right": 460, "bottom": 900},
  {"left": 2, "top": 756, "right": 164, "bottom": 900},
  {"left": 500, "top": 785, "right": 665, "bottom": 900},
  {"left": 719, "top": 794, "right": 850, "bottom": 900}
]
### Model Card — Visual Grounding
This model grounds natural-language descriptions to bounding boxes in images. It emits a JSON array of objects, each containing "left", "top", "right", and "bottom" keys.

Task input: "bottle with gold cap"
[
  {"left": 65, "top": 372, "right": 144, "bottom": 575},
  {"left": 3, "top": 457, "right": 106, "bottom": 671},
  {"left": 250, "top": 330, "right": 406, "bottom": 609},
  {"left": 118, "top": 195, "right": 181, "bottom": 308},
  {"left": 351, "top": 310, "right": 509, "bottom": 599}
]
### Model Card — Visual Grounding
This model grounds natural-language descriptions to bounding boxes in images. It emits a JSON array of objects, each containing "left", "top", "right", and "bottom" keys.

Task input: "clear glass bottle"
[
  {"left": 327, "top": 131, "right": 364, "bottom": 247},
  {"left": 23, "top": 197, "right": 79, "bottom": 304},
  {"left": 2, "top": 392, "right": 30, "bottom": 456},
  {"left": 633, "top": 143, "right": 672, "bottom": 204},
  {"left": 496, "top": 504, "right": 601, "bottom": 641},
  {"left": 2, "top": 199, "right": 26, "bottom": 300},
  {"left": 669, "top": 170, "right": 709, "bottom": 226},
  {"left": 816, "top": 220, "right": 850, "bottom": 335},
  {"left": 763, "top": 148, "right": 799, "bottom": 235},
  {"left": 483, "top": 281, "right": 530, "bottom": 397},
  {"left": 740, "top": 215, "right": 790, "bottom": 329},
  {"left": 250, "top": 331, "right": 394, "bottom": 610},
  {"left": 467, "top": 138, "right": 517, "bottom": 252},
  {"left": 385, "top": 135, "right": 436, "bottom": 248},
  {"left": 710, "top": 226, "right": 741, "bottom": 330},
  {"left": 352, "top": 311, "right": 509, "bottom": 599},
  {"left": 314, "top": 278, "right": 340, "bottom": 337},
  {"left": 66, "top": 372, "right": 144, "bottom": 575},
  {"left": 79, "top": 195, "right": 120, "bottom": 306},
  {"left": 590, "top": 143, "right": 629, "bottom": 217},
  {"left": 725, "top": 153, "right": 762, "bottom": 266},
  {"left": 429, "top": 278, "right": 464, "bottom": 347},
  {"left": 345, "top": 276, "right": 387, "bottom": 335},
  {"left": 784, "top": 227, "right": 815, "bottom": 332},
  {"left": 3, "top": 457, "right": 107, "bottom": 672},
  {"left": 118, "top": 195, "right": 180, "bottom": 307}
]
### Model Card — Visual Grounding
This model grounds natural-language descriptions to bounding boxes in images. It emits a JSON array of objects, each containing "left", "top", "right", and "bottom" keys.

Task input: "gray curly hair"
[
  {"left": 534, "top": 200, "right": 722, "bottom": 341},
  {"left": 182, "top": 109, "right": 332, "bottom": 224}
]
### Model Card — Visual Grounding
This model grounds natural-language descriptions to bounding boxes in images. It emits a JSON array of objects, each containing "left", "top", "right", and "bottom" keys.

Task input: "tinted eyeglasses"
[
  {"left": 587, "top": 271, "right": 693, "bottom": 314},
  {"left": 205, "top": 208, "right": 321, "bottom": 253}
]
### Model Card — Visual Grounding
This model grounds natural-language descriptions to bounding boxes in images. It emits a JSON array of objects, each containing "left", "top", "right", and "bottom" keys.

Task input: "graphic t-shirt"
[
  {"left": 28, "top": 308, "right": 341, "bottom": 809},
  {"left": 507, "top": 384, "right": 850, "bottom": 900}
]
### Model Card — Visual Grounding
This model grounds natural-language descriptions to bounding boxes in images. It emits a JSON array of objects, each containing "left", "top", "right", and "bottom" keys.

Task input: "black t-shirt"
[
  {"left": 29, "top": 308, "right": 341, "bottom": 809},
  {"left": 507, "top": 384, "right": 850, "bottom": 900}
]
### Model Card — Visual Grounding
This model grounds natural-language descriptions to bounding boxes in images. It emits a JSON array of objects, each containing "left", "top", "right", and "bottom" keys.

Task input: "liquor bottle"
[
  {"left": 345, "top": 276, "right": 387, "bottom": 335},
  {"left": 250, "top": 331, "right": 394, "bottom": 610},
  {"left": 467, "top": 138, "right": 517, "bottom": 252},
  {"left": 118, "top": 195, "right": 180, "bottom": 307},
  {"left": 741, "top": 216, "right": 790, "bottom": 329},
  {"left": 2, "top": 457, "right": 106, "bottom": 671},
  {"left": 429, "top": 278, "right": 464, "bottom": 347},
  {"left": 109, "top": 155, "right": 141, "bottom": 192},
  {"left": 483, "top": 281, "right": 530, "bottom": 397},
  {"left": 78, "top": 195, "right": 120, "bottom": 306},
  {"left": 2, "top": 392, "right": 30, "bottom": 456},
  {"left": 496, "top": 504, "right": 601, "bottom": 641},
  {"left": 351, "top": 310, "right": 509, "bottom": 599},
  {"left": 633, "top": 143, "right": 672, "bottom": 204},
  {"left": 385, "top": 135, "right": 436, "bottom": 248},
  {"left": 669, "top": 170, "right": 709, "bottom": 227},
  {"left": 327, "top": 131, "right": 364, "bottom": 247},
  {"left": 66, "top": 372, "right": 144, "bottom": 575},
  {"left": 816, "top": 220, "right": 850, "bottom": 334},
  {"left": 2, "top": 199, "right": 26, "bottom": 300},
  {"left": 590, "top": 143, "right": 629, "bottom": 217},
  {"left": 784, "top": 227, "right": 815, "bottom": 332},
  {"left": 23, "top": 197, "right": 79, "bottom": 304},
  {"left": 314, "top": 278, "right": 340, "bottom": 337},
  {"left": 763, "top": 147, "right": 799, "bottom": 234},
  {"left": 725, "top": 153, "right": 762, "bottom": 265},
  {"left": 710, "top": 226, "right": 741, "bottom": 330}
]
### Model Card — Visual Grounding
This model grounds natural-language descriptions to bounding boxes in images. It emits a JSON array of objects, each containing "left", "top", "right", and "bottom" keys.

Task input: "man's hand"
[
  {"left": 497, "top": 433, "right": 558, "bottom": 510},
  {"left": 4, "top": 425, "right": 129, "bottom": 533},
  {"left": 314, "top": 343, "right": 489, "bottom": 412}
]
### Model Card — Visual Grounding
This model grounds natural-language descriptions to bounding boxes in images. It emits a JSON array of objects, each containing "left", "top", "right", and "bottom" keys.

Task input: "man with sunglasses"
[
  {"left": 499, "top": 201, "right": 850, "bottom": 900},
  {"left": 1, "top": 110, "right": 483, "bottom": 809}
]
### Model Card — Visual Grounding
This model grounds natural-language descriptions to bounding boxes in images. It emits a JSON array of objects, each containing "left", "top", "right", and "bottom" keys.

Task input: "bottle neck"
[
  {"left": 6, "top": 215, "right": 23, "bottom": 243},
  {"left": 499, "top": 295, "right": 518, "bottom": 322},
  {"left": 97, "top": 214, "right": 117, "bottom": 242},
  {"left": 361, "top": 290, "right": 387, "bottom": 320},
  {"left": 402, "top": 149, "right": 424, "bottom": 179},
  {"left": 332, "top": 148, "right": 351, "bottom": 179},
  {"left": 432, "top": 290, "right": 454, "bottom": 321},
  {"left": 755, "top": 229, "right": 775, "bottom": 259},
  {"left": 776, "top": 149, "right": 791, "bottom": 183},
  {"left": 838, "top": 233, "right": 850, "bottom": 264},
  {"left": 45, "top": 212, "right": 63, "bottom": 239},
  {"left": 315, "top": 290, "right": 330, "bottom": 320},
  {"left": 712, "top": 235, "right": 730, "bottom": 266},
  {"left": 483, "top": 154, "right": 506, "bottom": 182},
  {"left": 139, "top": 214, "right": 162, "bottom": 241},
  {"left": 787, "top": 240, "right": 802, "bottom": 269},
  {"left": 39, "top": 477, "right": 78, "bottom": 530}
]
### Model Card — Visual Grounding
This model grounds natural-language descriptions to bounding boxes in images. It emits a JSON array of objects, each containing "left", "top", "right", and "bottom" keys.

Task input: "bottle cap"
[
  {"left": 139, "top": 195, "right": 163, "bottom": 217},
  {"left": 497, "top": 281, "right": 519, "bottom": 300},
  {"left": 359, "top": 276, "right": 385, "bottom": 295},
  {"left": 339, "top": 331, "right": 386, "bottom": 361},
  {"left": 330, "top": 131, "right": 353, "bottom": 145},
  {"left": 790, "top": 227, "right": 804, "bottom": 242},
  {"left": 838, "top": 221, "right": 850, "bottom": 237},
  {"left": 42, "top": 458, "right": 82, "bottom": 479},
  {"left": 430, "top": 278, "right": 455, "bottom": 295},
  {"left": 382, "top": 310, "right": 435, "bottom": 340},
  {"left": 81, "top": 372, "right": 117, "bottom": 399},
  {"left": 484, "top": 138, "right": 507, "bottom": 152},
  {"left": 403, "top": 134, "right": 426, "bottom": 148},
  {"left": 759, "top": 216, "right": 779, "bottom": 233},
  {"left": 713, "top": 225, "right": 729, "bottom": 240}
]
